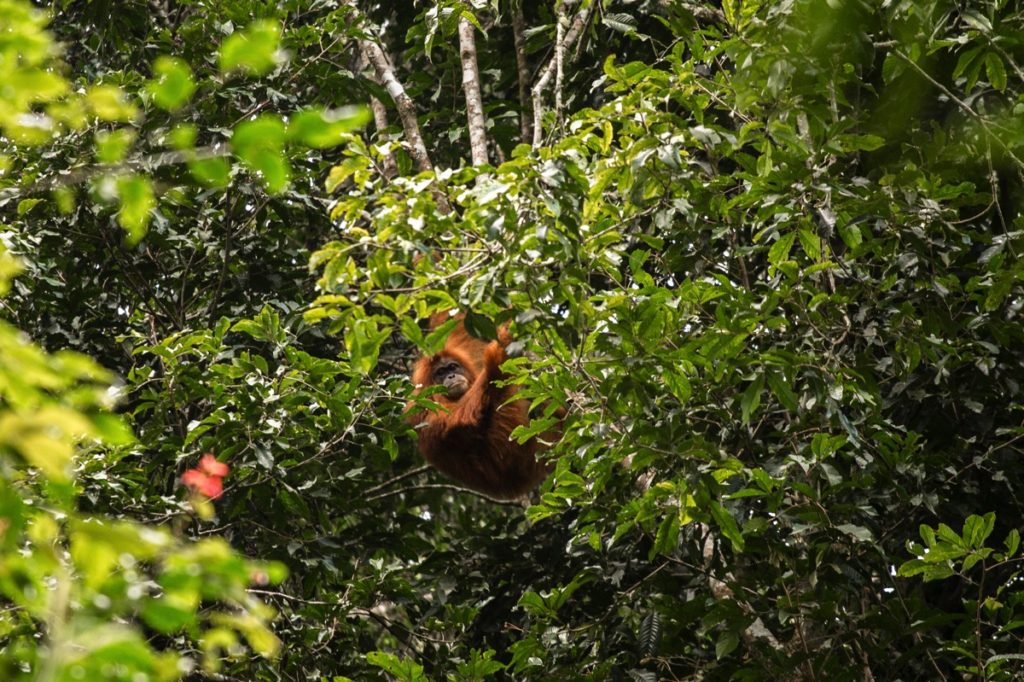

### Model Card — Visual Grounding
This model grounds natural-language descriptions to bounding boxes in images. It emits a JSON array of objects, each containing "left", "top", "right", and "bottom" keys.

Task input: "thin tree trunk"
[
  {"left": 531, "top": 4, "right": 593, "bottom": 147},
  {"left": 458, "top": 16, "right": 489, "bottom": 167},
  {"left": 344, "top": 3, "right": 451, "bottom": 212},
  {"left": 357, "top": 51, "right": 398, "bottom": 178},
  {"left": 358, "top": 37, "right": 434, "bottom": 174},
  {"left": 511, "top": 2, "right": 532, "bottom": 142},
  {"left": 554, "top": 1, "right": 566, "bottom": 132},
  {"left": 369, "top": 95, "right": 397, "bottom": 178}
]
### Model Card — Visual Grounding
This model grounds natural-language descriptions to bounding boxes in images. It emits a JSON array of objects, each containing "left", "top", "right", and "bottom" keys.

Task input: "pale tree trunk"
[
  {"left": 458, "top": 15, "right": 489, "bottom": 167},
  {"left": 369, "top": 95, "right": 397, "bottom": 178},
  {"left": 344, "top": 2, "right": 450, "bottom": 212},
  {"left": 532, "top": 3, "right": 593, "bottom": 147},
  {"left": 344, "top": 2, "right": 432, "bottom": 174},
  {"left": 357, "top": 36, "right": 434, "bottom": 174},
  {"left": 356, "top": 52, "right": 398, "bottom": 178},
  {"left": 554, "top": 1, "right": 566, "bottom": 131},
  {"left": 511, "top": 2, "right": 532, "bottom": 142}
]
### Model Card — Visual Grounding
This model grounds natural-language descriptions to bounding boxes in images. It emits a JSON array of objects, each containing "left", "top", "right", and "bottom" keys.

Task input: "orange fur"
[{"left": 407, "top": 318, "right": 553, "bottom": 500}]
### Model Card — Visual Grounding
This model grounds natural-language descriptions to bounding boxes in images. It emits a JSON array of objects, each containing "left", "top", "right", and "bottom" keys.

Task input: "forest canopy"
[{"left": 1, "top": 0, "right": 1023, "bottom": 680}]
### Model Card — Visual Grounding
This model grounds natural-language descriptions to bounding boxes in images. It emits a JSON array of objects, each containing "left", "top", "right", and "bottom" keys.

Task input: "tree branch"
[
  {"left": 0, "top": 144, "right": 229, "bottom": 202},
  {"left": 357, "top": 36, "right": 434, "bottom": 175},
  {"left": 344, "top": 2, "right": 451, "bottom": 212},
  {"left": 344, "top": 2, "right": 434, "bottom": 176},
  {"left": 531, "top": 3, "right": 593, "bottom": 147},
  {"left": 701, "top": 524, "right": 783, "bottom": 650},
  {"left": 365, "top": 482, "right": 524, "bottom": 506},
  {"left": 890, "top": 48, "right": 1024, "bottom": 171}
]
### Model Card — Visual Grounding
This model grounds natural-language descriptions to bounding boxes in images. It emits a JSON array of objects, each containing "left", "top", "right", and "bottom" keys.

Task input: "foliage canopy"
[{"left": 1, "top": 0, "right": 1024, "bottom": 680}]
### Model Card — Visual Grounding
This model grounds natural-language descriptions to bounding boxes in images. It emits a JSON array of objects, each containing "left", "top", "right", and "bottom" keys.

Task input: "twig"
[
  {"left": 363, "top": 465, "right": 432, "bottom": 497},
  {"left": 891, "top": 48, "right": 1024, "bottom": 171},
  {"left": 672, "top": 2, "right": 727, "bottom": 24},
  {"left": 366, "top": 482, "right": 525, "bottom": 506}
]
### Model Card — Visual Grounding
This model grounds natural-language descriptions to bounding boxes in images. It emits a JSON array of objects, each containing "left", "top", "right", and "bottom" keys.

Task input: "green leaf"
[
  {"left": 189, "top": 157, "right": 231, "bottom": 188},
  {"left": 169, "top": 124, "right": 197, "bottom": 150},
  {"left": 963, "top": 513, "right": 995, "bottom": 549},
  {"left": 838, "top": 134, "right": 886, "bottom": 151},
  {"left": 116, "top": 175, "right": 154, "bottom": 245},
  {"left": 921, "top": 522, "right": 937, "bottom": 544},
  {"left": 326, "top": 156, "right": 370, "bottom": 193},
  {"left": 141, "top": 591, "right": 199, "bottom": 633},
  {"left": 651, "top": 511, "right": 680, "bottom": 558},
  {"left": 715, "top": 631, "right": 739, "bottom": 659},
  {"left": 232, "top": 115, "right": 290, "bottom": 193},
  {"left": 798, "top": 226, "right": 820, "bottom": 261},
  {"left": 287, "top": 107, "right": 371, "bottom": 148},
  {"left": 462, "top": 310, "right": 498, "bottom": 341},
  {"left": 839, "top": 224, "right": 863, "bottom": 250},
  {"left": 424, "top": 316, "right": 460, "bottom": 353},
  {"left": 709, "top": 501, "right": 745, "bottom": 552},
  {"left": 984, "top": 52, "right": 1007, "bottom": 91},
  {"left": 603, "top": 13, "right": 638, "bottom": 35},
  {"left": 16, "top": 198, "right": 42, "bottom": 215},
  {"left": 1005, "top": 529, "right": 1020, "bottom": 557},
  {"left": 146, "top": 56, "right": 196, "bottom": 110},
  {"left": 768, "top": 232, "right": 795, "bottom": 274},
  {"left": 345, "top": 317, "right": 390, "bottom": 375},
  {"left": 664, "top": 368, "right": 692, "bottom": 403},
  {"left": 87, "top": 84, "right": 138, "bottom": 122},
  {"left": 89, "top": 413, "right": 134, "bottom": 445},
  {"left": 740, "top": 375, "right": 764, "bottom": 424},
  {"left": 898, "top": 559, "right": 955, "bottom": 582},
  {"left": 766, "top": 371, "right": 798, "bottom": 412},
  {"left": 96, "top": 128, "right": 136, "bottom": 163},
  {"left": 366, "top": 651, "right": 427, "bottom": 682},
  {"left": 218, "top": 21, "right": 282, "bottom": 76}
]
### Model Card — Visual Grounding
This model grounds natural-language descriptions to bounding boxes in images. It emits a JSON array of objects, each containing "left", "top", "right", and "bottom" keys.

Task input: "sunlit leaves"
[
  {"left": 232, "top": 115, "right": 290, "bottom": 193},
  {"left": 0, "top": 0, "right": 67, "bottom": 143},
  {"left": 287, "top": 106, "right": 371, "bottom": 148},
  {"left": 231, "top": 306, "right": 287, "bottom": 345},
  {"left": 899, "top": 513, "right": 1007, "bottom": 582},
  {"left": 190, "top": 156, "right": 231, "bottom": 188},
  {"left": 0, "top": 0, "right": 57, "bottom": 66},
  {"left": 218, "top": 21, "right": 283, "bottom": 76},
  {"left": 115, "top": 175, "right": 155, "bottom": 244},
  {"left": 146, "top": 56, "right": 196, "bottom": 110},
  {"left": 86, "top": 84, "right": 138, "bottom": 122},
  {"left": 344, "top": 317, "right": 391, "bottom": 375},
  {"left": 57, "top": 627, "right": 180, "bottom": 682},
  {"left": 766, "top": 231, "right": 796, "bottom": 276},
  {"left": 0, "top": 264, "right": 289, "bottom": 681},
  {"left": 95, "top": 128, "right": 136, "bottom": 163},
  {"left": 0, "top": 246, "right": 23, "bottom": 296},
  {"left": 366, "top": 651, "right": 428, "bottom": 682}
]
